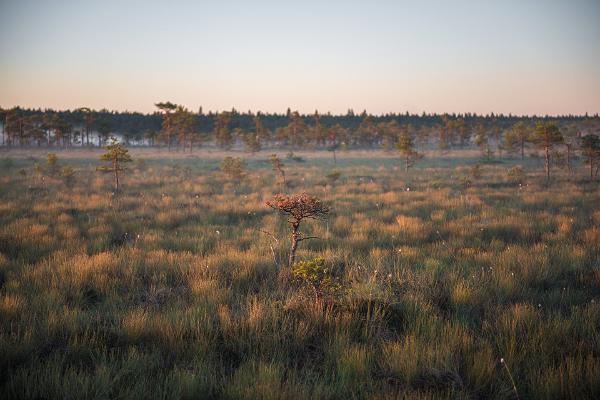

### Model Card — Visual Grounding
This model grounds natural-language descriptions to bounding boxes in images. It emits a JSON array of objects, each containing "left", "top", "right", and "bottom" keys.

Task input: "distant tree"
[
  {"left": 285, "top": 111, "right": 307, "bottom": 148},
  {"left": 581, "top": 134, "right": 600, "bottom": 181},
  {"left": 266, "top": 193, "right": 329, "bottom": 267},
  {"left": 41, "top": 113, "right": 54, "bottom": 146},
  {"left": 23, "top": 114, "right": 46, "bottom": 146},
  {"left": 96, "top": 121, "right": 112, "bottom": 147},
  {"left": 155, "top": 101, "right": 178, "bottom": 150},
  {"left": 77, "top": 107, "right": 95, "bottom": 146},
  {"left": 44, "top": 114, "right": 71, "bottom": 147},
  {"left": 215, "top": 111, "right": 233, "bottom": 149},
  {"left": 416, "top": 124, "right": 431, "bottom": 149},
  {"left": 508, "top": 122, "right": 531, "bottom": 160},
  {"left": 489, "top": 120, "right": 503, "bottom": 154},
  {"left": 254, "top": 113, "right": 268, "bottom": 146},
  {"left": 356, "top": 115, "right": 378, "bottom": 147},
  {"left": 456, "top": 119, "right": 470, "bottom": 147},
  {"left": 438, "top": 116, "right": 452, "bottom": 154},
  {"left": 242, "top": 130, "right": 261, "bottom": 154},
  {"left": 533, "top": 122, "right": 563, "bottom": 181},
  {"left": 173, "top": 106, "right": 197, "bottom": 152},
  {"left": 98, "top": 140, "right": 133, "bottom": 191},
  {"left": 269, "top": 154, "right": 287, "bottom": 189},
  {"left": 380, "top": 120, "right": 402, "bottom": 151},
  {"left": 562, "top": 124, "right": 580, "bottom": 174},
  {"left": 396, "top": 131, "right": 423, "bottom": 172},
  {"left": 220, "top": 156, "right": 246, "bottom": 181},
  {"left": 46, "top": 153, "right": 59, "bottom": 176},
  {"left": 327, "top": 124, "right": 348, "bottom": 163},
  {"left": 474, "top": 123, "right": 492, "bottom": 159},
  {"left": 310, "top": 111, "right": 327, "bottom": 145},
  {"left": 145, "top": 130, "right": 159, "bottom": 147},
  {"left": 5, "top": 108, "right": 24, "bottom": 147},
  {"left": 0, "top": 107, "right": 6, "bottom": 146}
]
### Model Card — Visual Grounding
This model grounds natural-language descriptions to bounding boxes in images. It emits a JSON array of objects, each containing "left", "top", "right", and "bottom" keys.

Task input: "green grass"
[{"left": 0, "top": 150, "right": 599, "bottom": 399}]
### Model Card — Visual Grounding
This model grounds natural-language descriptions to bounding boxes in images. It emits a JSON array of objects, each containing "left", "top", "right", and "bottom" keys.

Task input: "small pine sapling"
[
  {"left": 98, "top": 140, "right": 133, "bottom": 191},
  {"left": 266, "top": 193, "right": 329, "bottom": 267}
]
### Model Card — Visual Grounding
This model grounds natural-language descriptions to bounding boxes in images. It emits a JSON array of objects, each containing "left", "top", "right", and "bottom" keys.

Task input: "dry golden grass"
[{"left": 0, "top": 151, "right": 598, "bottom": 399}]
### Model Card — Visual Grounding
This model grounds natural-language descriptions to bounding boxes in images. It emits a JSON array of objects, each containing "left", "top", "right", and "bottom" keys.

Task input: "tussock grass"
[{"left": 0, "top": 152, "right": 598, "bottom": 399}]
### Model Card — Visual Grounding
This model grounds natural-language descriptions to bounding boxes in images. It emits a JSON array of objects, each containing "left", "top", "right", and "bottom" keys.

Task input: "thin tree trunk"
[
  {"left": 545, "top": 146, "right": 550, "bottom": 180},
  {"left": 288, "top": 224, "right": 299, "bottom": 268},
  {"left": 114, "top": 158, "right": 119, "bottom": 191},
  {"left": 520, "top": 138, "right": 524, "bottom": 160}
]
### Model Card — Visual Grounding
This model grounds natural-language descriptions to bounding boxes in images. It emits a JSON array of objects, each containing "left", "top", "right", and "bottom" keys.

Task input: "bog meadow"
[
  {"left": 2, "top": 1, "right": 600, "bottom": 399},
  {"left": 1, "top": 108, "right": 600, "bottom": 399}
]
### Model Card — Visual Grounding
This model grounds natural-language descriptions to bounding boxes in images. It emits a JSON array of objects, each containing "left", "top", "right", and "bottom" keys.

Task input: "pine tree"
[
  {"left": 533, "top": 122, "right": 563, "bottom": 181},
  {"left": 98, "top": 140, "right": 133, "bottom": 191},
  {"left": 396, "top": 131, "right": 423, "bottom": 172},
  {"left": 581, "top": 134, "right": 600, "bottom": 181}
]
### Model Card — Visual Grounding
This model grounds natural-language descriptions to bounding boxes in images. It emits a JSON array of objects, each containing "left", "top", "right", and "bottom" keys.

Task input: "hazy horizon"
[{"left": 1, "top": 0, "right": 599, "bottom": 116}]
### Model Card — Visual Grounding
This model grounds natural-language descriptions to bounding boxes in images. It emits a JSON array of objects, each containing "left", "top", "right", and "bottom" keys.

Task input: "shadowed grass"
[{"left": 0, "top": 150, "right": 598, "bottom": 399}]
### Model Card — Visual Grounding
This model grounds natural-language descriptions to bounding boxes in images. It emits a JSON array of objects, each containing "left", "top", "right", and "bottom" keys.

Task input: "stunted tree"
[
  {"left": 4, "top": 108, "right": 24, "bottom": 147},
  {"left": 98, "top": 140, "right": 133, "bottom": 191},
  {"left": 533, "top": 122, "right": 563, "bottom": 181},
  {"left": 96, "top": 121, "right": 112, "bottom": 147},
  {"left": 396, "top": 131, "right": 423, "bottom": 172},
  {"left": 172, "top": 106, "right": 198, "bottom": 152},
  {"left": 24, "top": 114, "right": 46, "bottom": 146},
  {"left": 254, "top": 112, "right": 268, "bottom": 141},
  {"left": 562, "top": 124, "right": 580, "bottom": 174},
  {"left": 266, "top": 193, "right": 329, "bottom": 267},
  {"left": 438, "top": 115, "right": 452, "bottom": 154},
  {"left": 508, "top": 121, "right": 530, "bottom": 160},
  {"left": 242, "top": 129, "right": 261, "bottom": 154},
  {"left": 220, "top": 156, "right": 246, "bottom": 181},
  {"left": 0, "top": 107, "right": 6, "bottom": 146},
  {"left": 356, "top": 114, "right": 378, "bottom": 147},
  {"left": 327, "top": 124, "right": 348, "bottom": 163},
  {"left": 77, "top": 107, "right": 95, "bottom": 146},
  {"left": 155, "top": 101, "right": 177, "bottom": 151},
  {"left": 581, "top": 134, "right": 600, "bottom": 181},
  {"left": 45, "top": 114, "right": 72, "bottom": 148},
  {"left": 269, "top": 154, "right": 287, "bottom": 189},
  {"left": 310, "top": 110, "right": 327, "bottom": 145},
  {"left": 215, "top": 111, "right": 233, "bottom": 149},
  {"left": 282, "top": 111, "right": 307, "bottom": 148},
  {"left": 474, "top": 123, "right": 492, "bottom": 159}
]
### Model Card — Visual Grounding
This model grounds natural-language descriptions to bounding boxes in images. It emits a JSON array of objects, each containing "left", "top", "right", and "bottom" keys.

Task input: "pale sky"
[{"left": 1, "top": 0, "right": 599, "bottom": 115}]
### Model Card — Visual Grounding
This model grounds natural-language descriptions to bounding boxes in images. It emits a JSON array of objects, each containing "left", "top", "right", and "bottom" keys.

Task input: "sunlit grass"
[{"left": 0, "top": 150, "right": 599, "bottom": 399}]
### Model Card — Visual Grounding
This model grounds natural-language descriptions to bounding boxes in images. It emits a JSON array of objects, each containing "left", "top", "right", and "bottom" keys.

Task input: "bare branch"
[
  {"left": 254, "top": 228, "right": 279, "bottom": 243},
  {"left": 296, "top": 235, "right": 320, "bottom": 242}
]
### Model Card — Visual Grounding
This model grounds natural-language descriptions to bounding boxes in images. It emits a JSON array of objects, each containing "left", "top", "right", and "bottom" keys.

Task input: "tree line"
[{"left": 1, "top": 104, "right": 599, "bottom": 156}]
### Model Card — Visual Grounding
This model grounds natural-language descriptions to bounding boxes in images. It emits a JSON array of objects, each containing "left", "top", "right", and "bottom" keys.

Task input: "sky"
[{"left": 0, "top": 0, "right": 599, "bottom": 116}]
